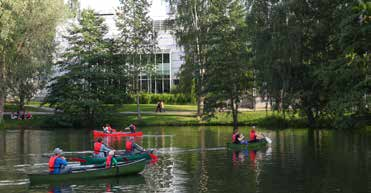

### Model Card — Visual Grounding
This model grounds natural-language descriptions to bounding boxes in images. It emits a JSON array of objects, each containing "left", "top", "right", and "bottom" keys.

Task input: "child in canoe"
[{"left": 232, "top": 128, "right": 248, "bottom": 144}]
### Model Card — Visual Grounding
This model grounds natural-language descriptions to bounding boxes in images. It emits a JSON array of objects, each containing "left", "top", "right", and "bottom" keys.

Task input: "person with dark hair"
[
  {"left": 232, "top": 128, "right": 248, "bottom": 145},
  {"left": 155, "top": 101, "right": 161, "bottom": 112},
  {"left": 93, "top": 138, "right": 112, "bottom": 158},
  {"left": 125, "top": 123, "right": 137, "bottom": 133}
]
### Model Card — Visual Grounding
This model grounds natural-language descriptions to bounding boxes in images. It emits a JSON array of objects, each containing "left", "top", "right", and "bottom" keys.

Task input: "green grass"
[
  {"left": 4, "top": 104, "right": 50, "bottom": 112},
  {"left": 116, "top": 104, "right": 197, "bottom": 112},
  {"left": 2, "top": 109, "right": 306, "bottom": 129},
  {"left": 109, "top": 111, "right": 290, "bottom": 127}
]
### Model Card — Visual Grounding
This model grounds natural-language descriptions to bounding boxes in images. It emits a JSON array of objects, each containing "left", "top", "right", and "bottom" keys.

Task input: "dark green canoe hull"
[
  {"left": 80, "top": 153, "right": 152, "bottom": 165},
  {"left": 226, "top": 140, "right": 267, "bottom": 150},
  {"left": 28, "top": 159, "right": 146, "bottom": 185}
]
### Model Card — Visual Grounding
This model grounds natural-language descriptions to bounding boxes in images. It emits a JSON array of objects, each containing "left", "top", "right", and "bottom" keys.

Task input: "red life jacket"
[
  {"left": 106, "top": 155, "right": 113, "bottom": 168},
  {"left": 107, "top": 126, "right": 112, "bottom": 133},
  {"left": 232, "top": 134, "right": 237, "bottom": 143},
  {"left": 48, "top": 155, "right": 58, "bottom": 173},
  {"left": 250, "top": 130, "right": 256, "bottom": 141},
  {"left": 94, "top": 142, "right": 103, "bottom": 154},
  {"left": 126, "top": 141, "right": 133, "bottom": 152}
]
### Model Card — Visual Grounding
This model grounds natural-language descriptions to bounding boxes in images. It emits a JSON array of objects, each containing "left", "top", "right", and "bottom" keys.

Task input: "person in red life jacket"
[
  {"left": 49, "top": 148, "right": 71, "bottom": 175},
  {"left": 105, "top": 150, "right": 118, "bottom": 168},
  {"left": 93, "top": 138, "right": 112, "bottom": 158},
  {"left": 125, "top": 123, "right": 137, "bottom": 133},
  {"left": 232, "top": 128, "right": 248, "bottom": 144},
  {"left": 125, "top": 137, "right": 145, "bottom": 154},
  {"left": 103, "top": 123, "right": 114, "bottom": 133},
  {"left": 249, "top": 126, "right": 263, "bottom": 143}
]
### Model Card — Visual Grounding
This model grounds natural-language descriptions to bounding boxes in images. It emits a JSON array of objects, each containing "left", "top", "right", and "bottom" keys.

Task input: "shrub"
[{"left": 127, "top": 93, "right": 194, "bottom": 104}]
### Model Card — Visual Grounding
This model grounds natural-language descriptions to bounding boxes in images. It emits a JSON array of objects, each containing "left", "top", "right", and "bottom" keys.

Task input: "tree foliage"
[
  {"left": 203, "top": 0, "right": 253, "bottom": 129},
  {"left": 0, "top": 0, "right": 65, "bottom": 124},
  {"left": 45, "top": 10, "right": 127, "bottom": 127},
  {"left": 116, "top": 0, "right": 157, "bottom": 119}
]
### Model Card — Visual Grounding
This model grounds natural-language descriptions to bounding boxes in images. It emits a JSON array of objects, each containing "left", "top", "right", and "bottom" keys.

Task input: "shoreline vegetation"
[{"left": 2, "top": 103, "right": 370, "bottom": 130}]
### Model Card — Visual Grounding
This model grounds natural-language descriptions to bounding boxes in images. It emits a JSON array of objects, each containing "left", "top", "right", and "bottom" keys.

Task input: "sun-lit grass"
[{"left": 116, "top": 104, "right": 197, "bottom": 112}]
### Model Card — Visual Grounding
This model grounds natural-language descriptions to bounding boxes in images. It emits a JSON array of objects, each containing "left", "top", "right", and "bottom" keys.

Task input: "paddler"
[
  {"left": 49, "top": 148, "right": 72, "bottom": 174},
  {"left": 93, "top": 137, "right": 112, "bottom": 158},
  {"left": 125, "top": 123, "right": 137, "bottom": 133},
  {"left": 249, "top": 126, "right": 263, "bottom": 143},
  {"left": 232, "top": 128, "right": 248, "bottom": 144},
  {"left": 105, "top": 150, "right": 118, "bottom": 168},
  {"left": 103, "top": 123, "right": 114, "bottom": 133},
  {"left": 125, "top": 137, "right": 145, "bottom": 154}
]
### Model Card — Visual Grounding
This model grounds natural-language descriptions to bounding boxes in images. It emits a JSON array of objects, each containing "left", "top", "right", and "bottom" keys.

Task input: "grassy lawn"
[
  {"left": 110, "top": 111, "right": 282, "bottom": 127},
  {"left": 4, "top": 103, "right": 51, "bottom": 112},
  {"left": 116, "top": 104, "right": 197, "bottom": 112}
]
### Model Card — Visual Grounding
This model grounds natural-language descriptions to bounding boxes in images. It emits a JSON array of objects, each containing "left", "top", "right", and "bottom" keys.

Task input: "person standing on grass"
[{"left": 160, "top": 100, "right": 165, "bottom": 112}]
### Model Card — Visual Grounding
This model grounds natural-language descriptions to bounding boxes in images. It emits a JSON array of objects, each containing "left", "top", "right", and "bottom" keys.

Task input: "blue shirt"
[{"left": 52, "top": 157, "right": 68, "bottom": 174}]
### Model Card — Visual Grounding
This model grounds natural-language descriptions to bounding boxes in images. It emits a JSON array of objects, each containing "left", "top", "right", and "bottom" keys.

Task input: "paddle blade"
[{"left": 265, "top": 137, "right": 272, "bottom": 144}]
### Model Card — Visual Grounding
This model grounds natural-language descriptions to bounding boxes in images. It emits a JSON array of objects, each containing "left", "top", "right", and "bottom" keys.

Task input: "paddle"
[{"left": 261, "top": 134, "right": 272, "bottom": 144}]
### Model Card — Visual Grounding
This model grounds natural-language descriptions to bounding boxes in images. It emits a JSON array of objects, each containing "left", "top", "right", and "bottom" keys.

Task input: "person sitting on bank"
[
  {"left": 125, "top": 123, "right": 137, "bottom": 133},
  {"left": 93, "top": 138, "right": 112, "bottom": 158},
  {"left": 105, "top": 150, "right": 118, "bottom": 168},
  {"left": 49, "top": 148, "right": 72, "bottom": 175},
  {"left": 125, "top": 137, "right": 145, "bottom": 154},
  {"left": 249, "top": 126, "right": 263, "bottom": 143},
  {"left": 232, "top": 128, "right": 248, "bottom": 145}
]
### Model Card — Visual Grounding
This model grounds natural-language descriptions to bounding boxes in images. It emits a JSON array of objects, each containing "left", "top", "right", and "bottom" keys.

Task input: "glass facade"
[{"left": 139, "top": 53, "right": 174, "bottom": 93}]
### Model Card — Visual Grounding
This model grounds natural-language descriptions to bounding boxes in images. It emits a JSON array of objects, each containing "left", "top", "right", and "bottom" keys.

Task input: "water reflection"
[
  {"left": 0, "top": 127, "right": 370, "bottom": 193},
  {"left": 29, "top": 175, "right": 146, "bottom": 193}
]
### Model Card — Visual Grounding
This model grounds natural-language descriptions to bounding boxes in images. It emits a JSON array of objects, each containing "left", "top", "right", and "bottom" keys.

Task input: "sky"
[{"left": 79, "top": 0, "right": 169, "bottom": 19}]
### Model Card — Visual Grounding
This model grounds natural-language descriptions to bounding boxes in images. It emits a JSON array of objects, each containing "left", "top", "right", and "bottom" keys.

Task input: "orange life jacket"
[
  {"left": 94, "top": 142, "right": 103, "bottom": 154},
  {"left": 48, "top": 155, "right": 58, "bottom": 173},
  {"left": 106, "top": 155, "right": 113, "bottom": 168},
  {"left": 126, "top": 141, "right": 133, "bottom": 152}
]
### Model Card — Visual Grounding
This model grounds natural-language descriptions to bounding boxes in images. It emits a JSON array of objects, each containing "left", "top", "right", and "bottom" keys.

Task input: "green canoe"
[
  {"left": 74, "top": 152, "right": 152, "bottom": 165},
  {"left": 226, "top": 139, "right": 268, "bottom": 150},
  {"left": 28, "top": 158, "right": 146, "bottom": 184}
]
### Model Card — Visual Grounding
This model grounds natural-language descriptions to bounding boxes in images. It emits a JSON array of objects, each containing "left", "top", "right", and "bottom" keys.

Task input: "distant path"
[{"left": 4, "top": 105, "right": 267, "bottom": 116}]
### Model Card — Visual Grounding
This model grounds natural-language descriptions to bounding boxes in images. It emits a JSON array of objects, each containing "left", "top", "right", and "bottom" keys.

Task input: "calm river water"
[{"left": 0, "top": 126, "right": 370, "bottom": 193}]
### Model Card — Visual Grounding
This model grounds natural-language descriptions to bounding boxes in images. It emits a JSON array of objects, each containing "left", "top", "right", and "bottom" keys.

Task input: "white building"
[{"left": 69, "top": 0, "right": 183, "bottom": 93}]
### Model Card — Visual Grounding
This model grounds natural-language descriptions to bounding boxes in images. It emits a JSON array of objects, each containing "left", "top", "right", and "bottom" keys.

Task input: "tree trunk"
[
  {"left": 231, "top": 99, "right": 238, "bottom": 130},
  {"left": 0, "top": 55, "right": 5, "bottom": 125},
  {"left": 136, "top": 94, "right": 141, "bottom": 120},
  {"left": 19, "top": 94, "right": 25, "bottom": 111},
  {"left": 305, "top": 108, "right": 316, "bottom": 128}
]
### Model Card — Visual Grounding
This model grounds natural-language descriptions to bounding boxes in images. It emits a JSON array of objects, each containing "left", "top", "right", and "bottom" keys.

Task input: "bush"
[{"left": 127, "top": 93, "right": 194, "bottom": 105}]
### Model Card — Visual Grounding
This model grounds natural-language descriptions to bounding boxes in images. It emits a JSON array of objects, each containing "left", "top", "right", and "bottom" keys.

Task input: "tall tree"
[
  {"left": 6, "top": 0, "right": 65, "bottom": 111},
  {"left": 115, "top": 0, "right": 157, "bottom": 120},
  {"left": 168, "top": 0, "right": 210, "bottom": 117},
  {"left": 203, "top": 0, "right": 252, "bottom": 129},
  {"left": 45, "top": 10, "right": 127, "bottom": 127},
  {"left": 0, "top": 0, "right": 65, "bottom": 124}
]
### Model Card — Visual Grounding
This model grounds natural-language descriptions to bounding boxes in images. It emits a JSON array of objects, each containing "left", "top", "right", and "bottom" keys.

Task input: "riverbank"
[
  {"left": 1, "top": 111, "right": 307, "bottom": 129},
  {"left": 3, "top": 103, "right": 370, "bottom": 129}
]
